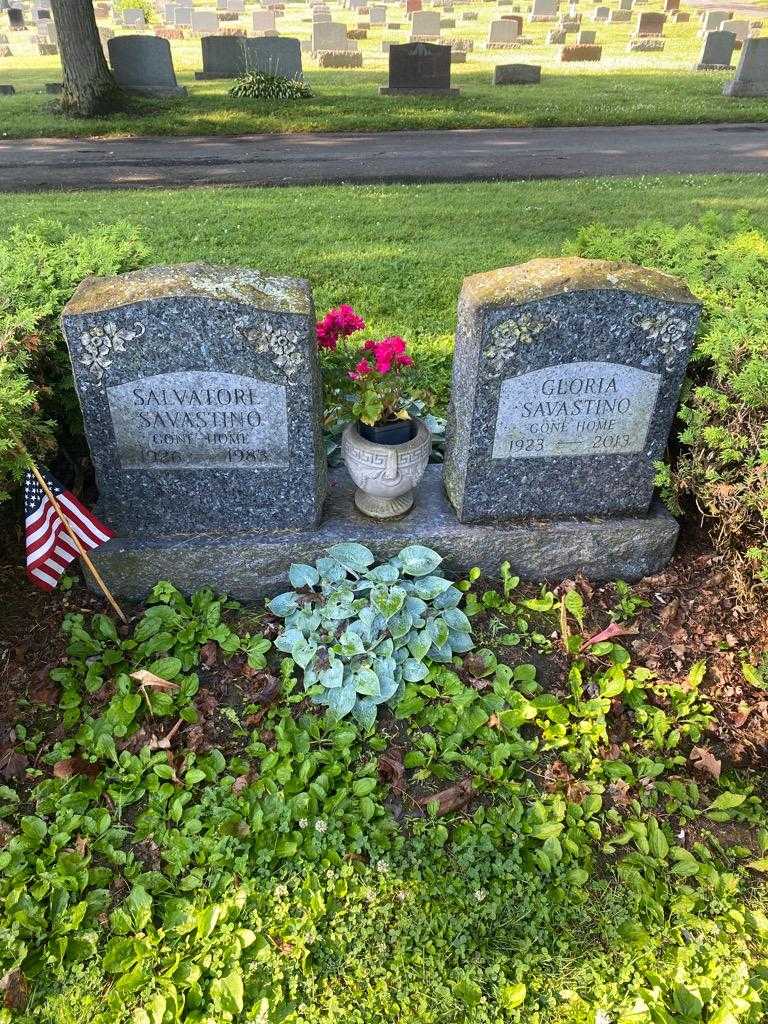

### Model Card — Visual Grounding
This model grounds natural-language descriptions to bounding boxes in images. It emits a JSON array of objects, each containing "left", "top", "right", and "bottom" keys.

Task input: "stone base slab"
[
  {"left": 695, "top": 62, "right": 734, "bottom": 70},
  {"left": 88, "top": 467, "right": 680, "bottom": 603},
  {"left": 379, "top": 86, "right": 460, "bottom": 94},
  {"left": 723, "top": 80, "right": 768, "bottom": 95}
]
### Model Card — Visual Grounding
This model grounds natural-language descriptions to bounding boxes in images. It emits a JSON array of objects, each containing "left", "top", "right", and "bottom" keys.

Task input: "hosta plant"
[{"left": 267, "top": 543, "right": 474, "bottom": 729}]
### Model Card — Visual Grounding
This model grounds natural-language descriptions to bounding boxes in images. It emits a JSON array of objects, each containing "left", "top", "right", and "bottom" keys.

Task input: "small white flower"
[
  {"left": 473, "top": 888, "right": 488, "bottom": 903},
  {"left": 298, "top": 818, "right": 308, "bottom": 829},
  {"left": 596, "top": 1012, "right": 613, "bottom": 1024},
  {"left": 314, "top": 819, "right": 328, "bottom": 834},
  {"left": 273, "top": 884, "right": 288, "bottom": 899},
  {"left": 376, "top": 859, "right": 389, "bottom": 874}
]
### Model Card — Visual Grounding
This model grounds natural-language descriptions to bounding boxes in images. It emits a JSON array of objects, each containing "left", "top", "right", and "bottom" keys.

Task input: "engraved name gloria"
[
  {"left": 491, "top": 361, "right": 662, "bottom": 460},
  {"left": 106, "top": 371, "right": 289, "bottom": 469}
]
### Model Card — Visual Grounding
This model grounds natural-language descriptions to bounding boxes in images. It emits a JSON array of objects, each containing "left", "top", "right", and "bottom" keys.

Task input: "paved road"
[{"left": 1, "top": 123, "right": 767, "bottom": 190}]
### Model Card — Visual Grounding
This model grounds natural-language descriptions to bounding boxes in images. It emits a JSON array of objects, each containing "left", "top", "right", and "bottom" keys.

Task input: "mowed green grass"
[
  {"left": 4, "top": 174, "right": 768, "bottom": 351},
  {"left": 2, "top": 0, "right": 768, "bottom": 136}
]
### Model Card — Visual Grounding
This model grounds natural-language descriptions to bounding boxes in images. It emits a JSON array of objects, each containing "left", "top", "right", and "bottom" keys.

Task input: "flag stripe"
[{"left": 23, "top": 467, "right": 115, "bottom": 593}]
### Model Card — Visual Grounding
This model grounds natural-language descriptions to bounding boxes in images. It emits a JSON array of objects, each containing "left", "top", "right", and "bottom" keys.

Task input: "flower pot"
[
  {"left": 341, "top": 417, "right": 432, "bottom": 519},
  {"left": 358, "top": 418, "right": 416, "bottom": 446}
]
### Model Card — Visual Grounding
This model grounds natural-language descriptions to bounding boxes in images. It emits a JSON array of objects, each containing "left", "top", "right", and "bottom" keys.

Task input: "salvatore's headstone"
[
  {"left": 60, "top": 264, "right": 327, "bottom": 539},
  {"left": 444, "top": 257, "right": 700, "bottom": 523}
]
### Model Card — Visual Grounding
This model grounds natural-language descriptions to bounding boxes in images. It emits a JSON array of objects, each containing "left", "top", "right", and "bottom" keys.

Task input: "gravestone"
[
  {"left": 370, "top": 4, "right": 386, "bottom": 23},
  {"left": 530, "top": 0, "right": 557, "bottom": 20},
  {"left": 700, "top": 10, "right": 727, "bottom": 34},
  {"left": 411, "top": 9, "right": 441, "bottom": 37},
  {"left": 406, "top": 0, "right": 422, "bottom": 12},
  {"left": 7, "top": 7, "right": 23, "bottom": 28},
  {"left": 171, "top": 5, "right": 193, "bottom": 26},
  {"left": 248, "top": 36, "right": 302, "bottom": 77},
  {"left": 593, "top": 6, "right": 609, "bottom": 20},
  {"left": 108, "top": 35, "right": 187, "bottom": 96},
  {"left": 724, "top": 36, "right": 768, "bottom": 95},
  {"left": 191, "top": 9, "right": 219, "bottom": 34},
  {"left": 443, "top": 257, "right": 700, "bottom": 525},
  {"left": 493, "top": 61, "right": 540, "bottom": 83},
  {"left": 122, "top": 8, "right": 146, "bottom": 27},
  {"left": 619, "top": 0, "right": 633, "bottom": 10},
  {"left": 577, "top": 29, "right": 596, "bottom": 43},
  {"left": 60, "top": 263, "right": 326, "bottom": 541},
  {"left": 487, "top": 18, "right": 519, "bottom": 46},
  {"left": 636, "top": 11, "right": 665, "bottom": 35},
  {"left": 561, "top": 42, "right": 601, "bottom": 60},
  {"left": 312, "top": 20, "right": 352, "bottom": 51},
  {"left": 696, "top": 29, "right": 735, "bottom": 70},
  {"left": 609, "top": 9, "right": 631, "bottom": 22},
  {"left": 720, "top": 19, "right": 748, "bottom": 44},
  {"left": 664, "top": 0, "right": 679, "bottom": 11},
  {"left": 252, "top": 9, "right": 276, "bottom": 32},
  {"left": 380, "top": 41, "right": 457, "bottom": 93},
  {"left": 0, "top": 82, "right": 14, "bottom": 91}
]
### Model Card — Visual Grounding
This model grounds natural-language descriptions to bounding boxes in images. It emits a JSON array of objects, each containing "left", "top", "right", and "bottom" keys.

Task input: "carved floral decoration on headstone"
[
  {"left": 485, "top": 312, "right": 554, "bottom": 376},
  {"left": 632, "top": 311, "right": 690, "bottom": 370},
  {"left": 234, "top": 319, "right": 303, "bottom": 377},
  {"left": 79, "top": 321, "right": 146, "bottom": 383}
]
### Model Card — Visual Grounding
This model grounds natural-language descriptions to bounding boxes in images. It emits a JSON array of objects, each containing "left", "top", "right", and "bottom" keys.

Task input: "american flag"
[{"left": 24, "top": 469, "right": 115, "bottom": 592}]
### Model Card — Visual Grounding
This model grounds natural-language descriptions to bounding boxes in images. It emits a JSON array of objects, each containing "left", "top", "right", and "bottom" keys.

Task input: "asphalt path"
[{"left": 0, "top": 122, "right": 766, "bottom": 191}]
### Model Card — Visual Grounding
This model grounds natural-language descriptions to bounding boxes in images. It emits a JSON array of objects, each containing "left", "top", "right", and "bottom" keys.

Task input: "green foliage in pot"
[{"left": 267, "top": 543, "right": 474, "bottom": 729}]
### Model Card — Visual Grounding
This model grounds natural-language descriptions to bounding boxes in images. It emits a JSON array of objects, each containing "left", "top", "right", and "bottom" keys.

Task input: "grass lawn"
[
  {"left": 4, "top": 173, "right": 768, "bottom": 357},
  {"left": 2, "top": 2, "right": 768, "bottom": 136}
]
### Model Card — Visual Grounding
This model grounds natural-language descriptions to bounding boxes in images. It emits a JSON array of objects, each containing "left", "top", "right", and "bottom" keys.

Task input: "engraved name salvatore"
[
  {"left": 491, "top": 361, "right": 661, "bottom": 460},
  {"left": 107, "top": 370, "right": 289, "bottom": 469}
]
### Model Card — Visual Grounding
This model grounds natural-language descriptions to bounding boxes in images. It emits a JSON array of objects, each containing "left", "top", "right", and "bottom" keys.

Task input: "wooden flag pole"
[{"left": 21, "top": 452, "right": 128, "bottom": 624}]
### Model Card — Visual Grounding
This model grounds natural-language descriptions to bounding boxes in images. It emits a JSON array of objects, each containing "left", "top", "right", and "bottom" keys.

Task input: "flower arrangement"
[
  {"left": 348, "top": 336, "right": 414, "bottom": 427},
  {"left": 316, "top": 305, "right": 416, "bottom": 430}
]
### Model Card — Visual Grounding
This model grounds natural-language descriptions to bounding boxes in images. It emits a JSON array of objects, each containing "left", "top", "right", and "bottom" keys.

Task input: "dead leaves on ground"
[
  {"left": 689, "top": 745, "right": 722, "bottom": 780},
  {"left": 415, "top": 778, "right": 474, "bottom": 816}
]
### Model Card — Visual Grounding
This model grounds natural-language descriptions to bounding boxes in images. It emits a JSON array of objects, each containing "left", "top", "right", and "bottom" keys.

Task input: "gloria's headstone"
[
  {"left": 108, "top": 35, "right": 187, "bottom": 95},
  {"left": 444, "top": 257, "right": 700, "bottom": 522},
  {"left": 380, "top": 41, "right": 457, "bottom": 93},
  {"left": 60, "top": 264, "right": 326, "bottom": 538}
]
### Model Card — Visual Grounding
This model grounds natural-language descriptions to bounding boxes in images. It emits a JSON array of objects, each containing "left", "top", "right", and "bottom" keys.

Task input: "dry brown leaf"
[
  {"left": 52, "top": 756, "right": 100, "bottom": 780},
  {"left": 130, "top": 670, "right": 180, "bottom": 691},
  {"left": 415, "top": 778, "right": 474, "bottom": 816},
  {"left": 659, "top": 598, "right": 681, "bottom": 626},
  {"left": 607, "top": 779, "right": 632, "bottom": 810},
  {"left": 379, "top": 745, "right": 406, "bottom": 796},
  {"left": 690, "top": 745, "right": 722, "bottom": 780},
  {"left": 0, "top": 970, "right": 28, "bottom": 1011},
  {"left": 0, "top": 748, "right": 28, "bottom": 781},
  {"left": 199, "top": 641, "right": 219, "bottom": 669},
  {"left": 148, "top": 719, "right": 183, "bottom": 751}
]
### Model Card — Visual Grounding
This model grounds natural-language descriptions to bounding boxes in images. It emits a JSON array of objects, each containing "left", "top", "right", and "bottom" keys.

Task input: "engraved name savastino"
[
  {"left": 130, "top": 383, "right": 265, "bottom": 429},
  {"left": 520, "top": 373, "right": 631, "bottom": 419}
]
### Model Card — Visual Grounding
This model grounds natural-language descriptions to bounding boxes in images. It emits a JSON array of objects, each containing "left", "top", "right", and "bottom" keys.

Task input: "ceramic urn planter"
[{"left": 341, "top": 418, "right": 432, "bottom": 519}]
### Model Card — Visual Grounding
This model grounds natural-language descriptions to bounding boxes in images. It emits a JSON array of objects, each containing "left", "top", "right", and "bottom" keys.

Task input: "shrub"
[
  {"left": 565, "top": 214, "right": 768, "bottom": 588},
  {"left": 0, "top": 220, "right": 147, "bottom": 503},
  {"left": 229, "top": 71, "right": 313, "bottom": 100}
]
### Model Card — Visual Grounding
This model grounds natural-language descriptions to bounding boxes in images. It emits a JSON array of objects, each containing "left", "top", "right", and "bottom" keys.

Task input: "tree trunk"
[{"left": 50, "top": 0, "right": 120, "bottom": 117}]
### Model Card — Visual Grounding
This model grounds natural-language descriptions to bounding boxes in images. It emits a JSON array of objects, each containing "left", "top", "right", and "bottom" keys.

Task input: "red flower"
[
  {"left": 316, "top": 304, "right": 365, "bottom": 350},
  {"left": 348, "top": 358, "right": 373, "bottom": 381}
]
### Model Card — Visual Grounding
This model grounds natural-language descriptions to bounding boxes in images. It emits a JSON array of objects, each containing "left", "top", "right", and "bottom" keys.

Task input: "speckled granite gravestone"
[
  {"left": 444, "top": 257, "right": 700, "bottom": 523},
  {"left": 60, "top": 264, "right": 326, "bottom": 540}
]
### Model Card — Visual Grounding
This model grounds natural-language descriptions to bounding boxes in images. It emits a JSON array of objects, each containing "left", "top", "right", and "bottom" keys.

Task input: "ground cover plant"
[{"left": 1, "top": 543, "right": 768, "bottom": 1023}]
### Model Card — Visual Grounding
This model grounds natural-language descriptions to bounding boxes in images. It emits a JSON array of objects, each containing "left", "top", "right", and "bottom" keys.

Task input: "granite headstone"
[
  {"left": 724, "top": 36, "right": 768, "bottom": 95},
  {"left": 60, "top": 264, "right": 327, "bottom": 538},
  {"left": 380, "top": 41, "right": 457, "bottom": 94},
  {"left": 696, "top": 29, "right": 736, "bottom": 70},
  {"left": 108, "top": 35, "right": 187, "bottom": 95},
  {"left": 443, "top": 257, "right": 700, "bottom": 522}
]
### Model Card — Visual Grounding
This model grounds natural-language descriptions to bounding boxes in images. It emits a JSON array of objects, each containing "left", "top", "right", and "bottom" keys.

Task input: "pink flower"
[
  {"left": 316, "top": 305, "right": 365, "bottom": 350},
  {"left": 396, "top": 354, "right": 414, "bottom": 367},
  {"left": 348, "top": 358, "right": 372, "bottom": 381}
]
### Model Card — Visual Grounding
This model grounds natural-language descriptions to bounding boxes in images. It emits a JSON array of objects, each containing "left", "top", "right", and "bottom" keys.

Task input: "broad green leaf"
[
  {"left": 499, "top": 982, "right": 526, "bottom": 1010},
  {"left": 292, "top": 637, "right": 318, "bottom": 670},
  {"left": 267, "top": 591, "right": 298, "bottom": 617},
  {"left": 354, "top": 668, "right": 381, "bottom": 698},
  {"left": 396, "top": 545, "right": 443, "bottom": 577},
  {"left": 210, "top": 970, "right": 244, "bottom": 1015},
  {"left": 352, "top": 698, "right": 377, "bottom": 731},
  {"left": 328, "top": 543, "right": 375, "bottom": 572},
  {"left": 289, "top": 562, "right": 320, "bottom": 589},
  {"left": 402, "top": 658, "right": 429, "bottom": 682},
  {"left": 707, "top": 792, "right": 746, "bottom": 812},
  {"left": 371, "top": 585, "right": 406, "bottom": 621}
]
